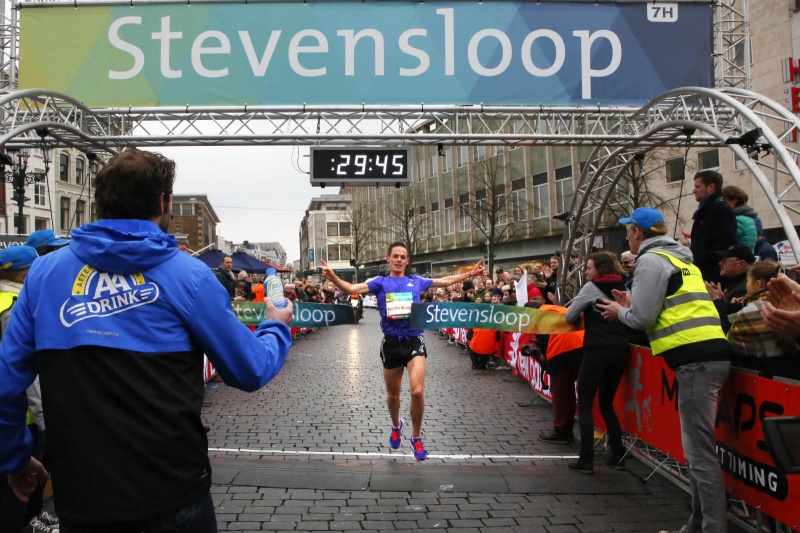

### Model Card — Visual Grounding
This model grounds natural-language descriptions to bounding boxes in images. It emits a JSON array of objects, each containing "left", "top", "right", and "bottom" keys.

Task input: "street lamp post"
[{"left": 0, "top": 129, "right": 50, "bottom": 234}]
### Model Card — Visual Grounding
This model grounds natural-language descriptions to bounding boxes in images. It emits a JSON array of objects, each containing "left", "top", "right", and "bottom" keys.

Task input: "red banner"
[
  {"left": 716, "top": 371, "right": 800, "bottom": 527},
  {"left": 502, "top": 339, "right": 800, "bottom": 529}
]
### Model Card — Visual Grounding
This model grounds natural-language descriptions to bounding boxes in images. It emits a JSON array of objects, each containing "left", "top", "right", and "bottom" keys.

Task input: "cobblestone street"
[{"left": 202, "top": 310, "right": 734, "bottom": 532}]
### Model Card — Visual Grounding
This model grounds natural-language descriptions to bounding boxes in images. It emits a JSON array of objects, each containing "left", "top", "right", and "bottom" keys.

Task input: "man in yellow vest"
[{"left": 600, "top": 207, "right": 731, "bottom": 533}]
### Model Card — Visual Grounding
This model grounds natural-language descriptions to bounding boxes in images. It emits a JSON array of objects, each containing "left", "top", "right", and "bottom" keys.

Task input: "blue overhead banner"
[{"left": 20, "top": 1, "right": 713, "bottom": 107}]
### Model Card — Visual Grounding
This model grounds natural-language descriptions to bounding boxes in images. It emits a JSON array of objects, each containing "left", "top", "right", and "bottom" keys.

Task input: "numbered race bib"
[{"left": 386, "top": 292, "right": 413, "bottom": 320}]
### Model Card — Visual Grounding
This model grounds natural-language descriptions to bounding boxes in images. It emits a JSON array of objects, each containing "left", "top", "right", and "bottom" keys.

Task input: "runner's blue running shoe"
[
  {"left": 409, "top": 436, "right": 427, "bottom": 461},
  {"left": 389, "top": 419, "right": 404, "bottom": 449}
]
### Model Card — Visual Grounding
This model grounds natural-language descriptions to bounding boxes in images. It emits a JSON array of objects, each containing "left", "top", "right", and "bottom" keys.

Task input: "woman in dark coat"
[{"left": 564, "top": 251, "right": 630, "bottom": 474}]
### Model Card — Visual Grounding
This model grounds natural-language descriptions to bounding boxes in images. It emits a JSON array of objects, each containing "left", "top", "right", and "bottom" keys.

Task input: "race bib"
[{"left": 386, "top": 292, "right": 413, "bottom": 320}]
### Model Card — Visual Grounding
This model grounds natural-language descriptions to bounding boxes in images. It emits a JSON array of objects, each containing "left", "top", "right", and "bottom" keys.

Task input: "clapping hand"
[{"left": 761, "top": 274, "right": 800, "bottom": 337}]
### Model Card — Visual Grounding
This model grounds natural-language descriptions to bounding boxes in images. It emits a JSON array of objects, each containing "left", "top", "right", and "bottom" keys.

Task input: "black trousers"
[{"left": 576, "top": 349, "right": 627, "bottom": 461}]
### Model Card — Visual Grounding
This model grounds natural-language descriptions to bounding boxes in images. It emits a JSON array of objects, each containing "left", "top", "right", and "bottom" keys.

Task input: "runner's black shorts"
[{"left": 380, "top": 335, "right": 427, "bottom": 369}]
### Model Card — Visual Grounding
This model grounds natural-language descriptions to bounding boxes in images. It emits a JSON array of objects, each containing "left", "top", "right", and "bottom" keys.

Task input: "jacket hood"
[
  {"left": 733, "top": 204, "right": 758, "bottom": 219},
  {"left": 638, "top": 235, "right": 693, "bottom": 263},
  {"left": 69, "top": 219, "right": 178, "bottom": 274}
]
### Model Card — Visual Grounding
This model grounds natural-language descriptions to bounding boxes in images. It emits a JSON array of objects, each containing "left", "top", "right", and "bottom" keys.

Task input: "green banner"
[
  {"left": 232, "top": 302, "right": 355, "bottom": 328},
  {"left": 409, "top": 302, "right": 579, "bottom": 334}
]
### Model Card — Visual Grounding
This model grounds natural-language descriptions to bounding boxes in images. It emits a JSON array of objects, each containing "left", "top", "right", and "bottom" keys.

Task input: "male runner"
[{"left": 321, "top": 242, "right": 484, "bottom": 460}]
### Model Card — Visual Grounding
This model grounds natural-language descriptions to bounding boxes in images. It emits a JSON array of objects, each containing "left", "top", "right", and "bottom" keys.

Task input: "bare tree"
[
  {"left": 604, "top": 148, "right": 697, "bottom": 234},
  {"left": 461, "top": 154, "right": 529, "bottom": 274},
  {"left": 383, "top": 186, "right": 428, "bottom": 263},
  {"left": 338, "top": 203, "right": 379, "bottom": 283}
]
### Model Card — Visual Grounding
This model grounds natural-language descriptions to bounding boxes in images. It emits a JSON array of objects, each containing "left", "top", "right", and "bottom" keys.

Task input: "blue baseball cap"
[
  {"left": 25, "top": 229, "right": 69, "bottom": 250},
  {"left": 0, "top": 245, "right": 38, "bottom": 271},
  {"left": 619, "top": 207, "right": 666, "bottom": 232}
]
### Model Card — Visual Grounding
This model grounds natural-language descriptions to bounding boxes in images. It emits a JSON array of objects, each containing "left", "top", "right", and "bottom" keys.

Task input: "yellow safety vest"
[
  {"left": 646, "top": 251, "right": 727, "bottom": 355},
  {"left": 0, "top": 289, "right": 34, "bottom": 425}
]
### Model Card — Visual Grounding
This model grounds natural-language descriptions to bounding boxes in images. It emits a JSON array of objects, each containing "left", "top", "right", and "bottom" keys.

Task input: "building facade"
[
  {"left": 169, "top": 194, "right": 220, "bottom": 253},
  {"left": 299, "top": 194, "right": 353, "bottom": 280},
  {"left": 351, "top": 3, "right": 800, "bottom": 277},
  {"left": 0, "top": 147, "right": 99, "bottom": 237}
]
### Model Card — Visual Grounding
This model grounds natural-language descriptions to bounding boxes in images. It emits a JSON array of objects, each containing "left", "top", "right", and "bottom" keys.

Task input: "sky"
[{"left": 156, "top": 145, "right": 329, "bottom": 265}]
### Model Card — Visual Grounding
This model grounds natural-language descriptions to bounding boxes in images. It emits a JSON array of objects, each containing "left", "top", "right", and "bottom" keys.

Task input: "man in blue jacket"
[{"left": 0, "top": 148, "right": 293, "bottom": 532}]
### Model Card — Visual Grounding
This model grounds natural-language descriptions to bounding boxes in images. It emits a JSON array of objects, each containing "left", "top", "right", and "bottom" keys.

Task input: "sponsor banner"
[
  {"left": 502, "top": 331, "right": 552, "bottom": 401},
  {"left": 409, "top": 302, "right": 578, "bottom": 334},
  {"left": 595, "top": 346, "right": 800, "bottom": 528},
  {"left": 19, "top": 2, "right": 712, "bottom": 107},
  {"left": 611, "top": 345, "right": 685, "bottom": 461},
  {"left": 232, "top": 302, "right": 355, "bottom": 327},
  {"left": 715, "top": 371, "right": 800, "bottom": 526}
]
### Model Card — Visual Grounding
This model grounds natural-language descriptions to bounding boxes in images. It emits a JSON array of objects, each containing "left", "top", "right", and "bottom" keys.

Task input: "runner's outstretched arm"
[
  {"left": 321, "top": 259, "right": 370, "bottom": 295},
  {"left": 430, "top": 258, "right": 485, "bottom": 289}
]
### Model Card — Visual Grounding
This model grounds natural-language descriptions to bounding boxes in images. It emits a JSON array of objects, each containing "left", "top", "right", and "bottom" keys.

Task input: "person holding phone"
[{"left": 564, "top": 251, "right": 630, "bottom": 474}]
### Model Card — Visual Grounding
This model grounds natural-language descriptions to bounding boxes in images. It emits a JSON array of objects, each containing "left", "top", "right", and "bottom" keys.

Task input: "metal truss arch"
[
  {"left": 558, "top": 87, "right": 800, "bottom": 303},
  {"left": 0, "top": 88, "right": 122, "bottom": 155}
]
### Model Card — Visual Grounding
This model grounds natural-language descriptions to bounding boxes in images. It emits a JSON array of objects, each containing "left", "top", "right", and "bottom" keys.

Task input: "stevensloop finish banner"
[
  {"left": 19, "top": 2, "right": 712, "bottom": 107},
  {"left": 233, "top": 301, "right": 577, "bottom": 334}
]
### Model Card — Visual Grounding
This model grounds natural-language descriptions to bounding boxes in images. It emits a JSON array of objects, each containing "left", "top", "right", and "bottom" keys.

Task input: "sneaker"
[
  {"left": 409, "top": 436, "right": 428, "bottom": 461},
  {"left": 38, "top": 511, "right": 59, "bottom": 527},
  {"left": 658, "top": 527, "right": 689, "bottom": 533},
  {"left": 537, "top": 429, "right": 574, "bottom": 444},
  {"left": 205, "top": 381, "right": 218, "bottom": 389},
  {"left": 567, "top": 459, "right": 593, "bottom": 474},
  {"left": 389, "top": 419, "right": 404, "bottom": 449},
  {"left": 28, "top": 518, "right": 56, "bottom": 533}
]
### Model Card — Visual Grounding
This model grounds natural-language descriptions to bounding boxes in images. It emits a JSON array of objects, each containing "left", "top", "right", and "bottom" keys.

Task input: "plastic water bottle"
[{"left": 265, "top": 268, "right": 287, "bottom": 308}]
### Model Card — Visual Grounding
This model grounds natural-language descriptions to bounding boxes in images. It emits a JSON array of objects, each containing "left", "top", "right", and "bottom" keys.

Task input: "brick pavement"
[{"left": 202, "top": 309, "right": 743, "bottom": 533}]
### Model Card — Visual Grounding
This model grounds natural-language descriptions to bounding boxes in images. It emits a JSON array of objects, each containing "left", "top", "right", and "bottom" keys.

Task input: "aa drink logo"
[{"left": 59, "top": 265, "right": 159, "bottom": 326}]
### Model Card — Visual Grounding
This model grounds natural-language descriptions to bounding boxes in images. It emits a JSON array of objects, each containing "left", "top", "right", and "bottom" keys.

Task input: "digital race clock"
[{"left": 310, "top": 147, "right": 410, "bottom": 187}]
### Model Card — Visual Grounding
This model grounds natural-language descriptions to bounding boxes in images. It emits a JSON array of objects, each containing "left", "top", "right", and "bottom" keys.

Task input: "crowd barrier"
[{"left": 440, "top": 327, "right": 800, "bottom": 530}]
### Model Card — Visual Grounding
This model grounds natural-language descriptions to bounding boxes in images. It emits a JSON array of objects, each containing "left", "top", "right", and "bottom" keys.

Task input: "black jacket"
[
  {"left": 690, "top": 191, "right": 737, "bottom": 283},
  {"left": 214, "top": 267, "right": 235, "bottom": 298}
]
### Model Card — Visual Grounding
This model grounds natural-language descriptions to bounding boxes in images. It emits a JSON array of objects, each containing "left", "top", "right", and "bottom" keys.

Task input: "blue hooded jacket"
[{"left": 0, "top": 219, "right": 292, "bottom": 524}]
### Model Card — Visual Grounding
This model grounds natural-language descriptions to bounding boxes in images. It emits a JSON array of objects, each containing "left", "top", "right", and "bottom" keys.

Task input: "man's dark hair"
[
  {"left": 220, "top": 255, "right": 231, "bottom": 264},
  {"left": 95, "top": 148, "right": 176, "bottom": 220},
  {"left": 694, "top": 170, "right": 723, "bottom": 191},
  {"left": 386, "top": 242, "right": 409, "bottom": 257}
]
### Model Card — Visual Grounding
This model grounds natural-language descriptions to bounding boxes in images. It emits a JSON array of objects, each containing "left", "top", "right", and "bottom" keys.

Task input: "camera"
[{"left": 521, "top": 344, "right": 545, "bottom": 364}]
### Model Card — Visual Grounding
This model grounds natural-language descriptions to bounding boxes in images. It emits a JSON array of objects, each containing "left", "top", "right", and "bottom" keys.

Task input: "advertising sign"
[
  {"left": 19, "top": 2, "right": 713, "bottom": 107},
  {"left": 409, "top": 302, "right": 578, "bottom": 334},
  {"left": 232, "top": 301, "right": 355, "bottom": 327}
]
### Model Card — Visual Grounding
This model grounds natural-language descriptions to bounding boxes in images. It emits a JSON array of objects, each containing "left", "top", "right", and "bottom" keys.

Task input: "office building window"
[
  {"left": 417, "top": 160, "right": 425, "bottom": 182},
  {"left": 555, "top": 166, "right": 574, "bottom": 215},
  {"left": 60, "top": 197, "right": 70, "bottom": 229},
  {"left": 59, "top": 153, "right": 69, "bottom": 182},
  {"left": 444, "top": 198, "right": 455, "bottom": 235},
  {"left": 511, "top": 178, "right": 527, "bottom": 221},
  {"left": 443, "top": 149, "right": 452, "bottom": 172},
  {"left": 474, "top": 145, "right": 486, "bottom": 161},
  {"left": 34, "top": 217, "right": 48, "bottom": 231},
  {"left": 75, "top": 200, "right": 85, "bottom": 226},
  {"left": 533, "top": 172, "right": 550, "bottom": 219},
  {"left": 458, "top": 146, "right": 469, "bottom": 167},
  {"left": 459, "top": 193, "right": 470, "bottom": 232},
  {"left": 666, "top": 157, "right": 685, "bottom": 183},
  {"left": 430, "top": 155, "right": 438, "bottom": 177},
  {"left": 76, "top": 157, "right": 85, "bottom": 185},
  {"left": 698, "top": 149, "right": 720, "bottom": 171},
  {"left": 327, "top": 222, "right": 339, "bottom": 236},
  {"left": 34, "top": 183, "right": 46, "bottom": 206},
  {"left": 431, "top": 202, "right": 440, "bottom": 236}
]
